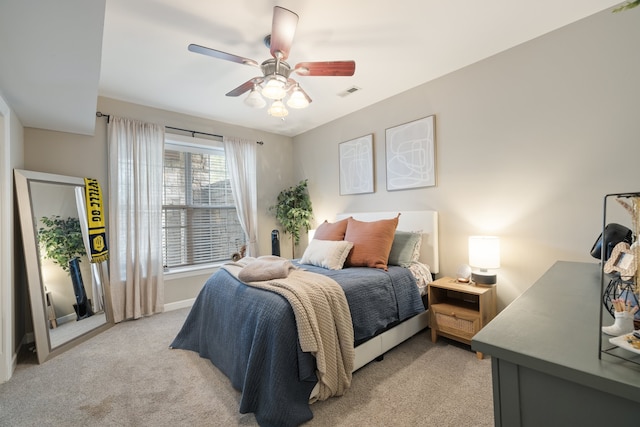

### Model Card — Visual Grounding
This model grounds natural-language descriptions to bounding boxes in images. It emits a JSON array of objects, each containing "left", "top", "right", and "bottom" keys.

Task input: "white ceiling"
[{"left": 0, "top": 0, "right": 623, "bottom": 137}]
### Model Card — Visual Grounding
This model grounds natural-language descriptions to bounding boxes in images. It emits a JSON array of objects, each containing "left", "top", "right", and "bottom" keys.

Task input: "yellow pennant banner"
[{"left": 84, "top": 178, "right": 109, "bottom": 263}]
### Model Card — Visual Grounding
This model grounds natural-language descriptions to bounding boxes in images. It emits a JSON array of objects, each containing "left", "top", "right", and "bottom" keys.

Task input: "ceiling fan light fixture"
[
  {"left": 244, "top": 87, "right": 266, "bottom": 108},
  {"left": 268, "top": 100, "right": 289, "bottom": 117},
  {"left": 189, "top": 7, "right": 354, "bottom": 119},
  {"left": 261, "top": 75, "right": 288, "bottom": 100},
  {"left": 286, "top": 87, "right": 309, "bottom": 109}
]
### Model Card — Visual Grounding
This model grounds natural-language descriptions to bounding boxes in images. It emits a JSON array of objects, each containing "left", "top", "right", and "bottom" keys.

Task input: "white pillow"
[{"left": 300, "top": 239, "right": 354, "bottom": 270}]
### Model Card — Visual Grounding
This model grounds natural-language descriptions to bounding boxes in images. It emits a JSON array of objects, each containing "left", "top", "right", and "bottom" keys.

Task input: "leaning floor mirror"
[{"left": 15, "top": 169, "right": 113, "bottom": 363}]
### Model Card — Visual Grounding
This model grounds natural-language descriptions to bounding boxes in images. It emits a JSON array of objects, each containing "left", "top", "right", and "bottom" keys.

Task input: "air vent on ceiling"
[{"left": 337, "top": 86, "right": 362, "bottom": 97}]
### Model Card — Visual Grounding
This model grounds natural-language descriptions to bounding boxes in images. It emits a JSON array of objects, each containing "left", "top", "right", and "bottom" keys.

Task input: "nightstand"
[{"left": 428, "top": 276, "right": 497, "bottom": 359}]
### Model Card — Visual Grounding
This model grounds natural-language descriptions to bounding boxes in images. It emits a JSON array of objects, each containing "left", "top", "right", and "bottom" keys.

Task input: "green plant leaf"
[
  {"left": 613, "top": 0, "right": 640, "bottom": 12},
  {"left": 270, "top": 179, "right": 313, "bottom": 250},
  {"left": 37, "top": 215, "right": 87, "bottom": 273}
]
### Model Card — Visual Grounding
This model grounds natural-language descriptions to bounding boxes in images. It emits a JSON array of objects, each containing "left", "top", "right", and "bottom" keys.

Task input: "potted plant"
[
  {"left": 271, "top": 179, "right": 313, "bottom": 258},
  {"left": 38, "top": 215, "right": 93, "bottom": 319}
]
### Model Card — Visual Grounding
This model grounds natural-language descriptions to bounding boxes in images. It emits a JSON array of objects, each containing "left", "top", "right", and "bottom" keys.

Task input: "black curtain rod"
[
  {"left": 96, "top": 112, "right": 263, "bottom": 145},
  {"left": 166, "top": 125, "right": 223, "bottom": 139}
]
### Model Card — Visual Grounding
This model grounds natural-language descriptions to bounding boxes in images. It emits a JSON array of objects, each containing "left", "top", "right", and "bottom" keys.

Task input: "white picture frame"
[
  {"left": 385, "top": 115, "right": 436, "bottom": 191},
  {"left": 339, "top": 134, "right": 374, "bottom": 195}
]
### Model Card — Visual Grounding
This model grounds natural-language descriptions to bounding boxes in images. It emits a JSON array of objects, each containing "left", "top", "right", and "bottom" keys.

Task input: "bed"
[{"left": 170, "top": 211, "right": 439, "bottom": 427}]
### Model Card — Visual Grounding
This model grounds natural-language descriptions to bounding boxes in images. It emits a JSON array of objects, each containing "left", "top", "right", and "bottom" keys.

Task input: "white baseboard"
[
  {"left": 164, "top": 298, "right": 195, "bottom": 312},
  {"left": 56, "top": 313, "right": 76, "bottom": 326},
  {"left": 7, "top": 332, "right": 36, "bottom": 382}
]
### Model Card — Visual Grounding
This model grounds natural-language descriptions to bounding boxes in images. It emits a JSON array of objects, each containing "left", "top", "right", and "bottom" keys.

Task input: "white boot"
[{"left": 602, "top": 311, "right": 635, "bottom": 336}]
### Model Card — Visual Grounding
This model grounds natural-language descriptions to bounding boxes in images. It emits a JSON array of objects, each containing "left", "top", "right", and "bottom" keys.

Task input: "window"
[{"left": 162, "top": 136, "right": 245, "bottom": 270}]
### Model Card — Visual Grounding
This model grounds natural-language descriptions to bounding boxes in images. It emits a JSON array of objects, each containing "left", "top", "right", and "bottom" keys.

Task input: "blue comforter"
[
  {"left": 298, "top": 263, "right": 425, "bottom": 344},
  {"left": 170, "top": 264, "right": 424, "bottom": 427}
]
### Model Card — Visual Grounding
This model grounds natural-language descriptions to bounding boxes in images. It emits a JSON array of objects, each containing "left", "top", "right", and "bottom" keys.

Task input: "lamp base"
[{"left": 472, "top": 271, "right": 497, "bottom": 286}]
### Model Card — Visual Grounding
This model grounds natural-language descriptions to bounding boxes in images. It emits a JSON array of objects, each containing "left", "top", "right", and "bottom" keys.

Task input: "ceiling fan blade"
[
  {"left": 226, "top": 78, "right": 262, "bottom": 97},
  {"left": 188, "top": 44, "right": 259, "bottom": 67},
  {"left": 269, "top": 6, "right": 298, "bottom": 60},
  {"left": 294, "top": 61, "right": 356, "bottom": 76}
]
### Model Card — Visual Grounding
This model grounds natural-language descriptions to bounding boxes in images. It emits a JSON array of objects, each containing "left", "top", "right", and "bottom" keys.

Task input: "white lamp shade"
[
  {"left": 267, "top": 100, "right": 289, "bottom": 117},
  {"left": 469, "top": 236, "right": 500, "bottom": 270},
  {"left": 287, "top": 88, "right": 309, "bottom": 109},
  {"left": 261, "top": 75, "right": 287, "bottom": 100},
  {"left": 244, "top": 89, "right": 266, "bottom": 108}
]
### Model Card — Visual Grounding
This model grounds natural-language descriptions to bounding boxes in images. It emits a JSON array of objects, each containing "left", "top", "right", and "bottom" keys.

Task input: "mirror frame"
[{"left": 14, "top": 169, "right": 113, "bottom": 363}]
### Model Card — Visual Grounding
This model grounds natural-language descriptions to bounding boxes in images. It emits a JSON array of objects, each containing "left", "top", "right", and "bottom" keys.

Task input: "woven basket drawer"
[{"left": 431, "top": 304, "right": 480, "bottom": 340}]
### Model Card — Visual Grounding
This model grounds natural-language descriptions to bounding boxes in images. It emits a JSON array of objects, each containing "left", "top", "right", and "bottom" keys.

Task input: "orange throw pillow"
[
  {"left": 314, "top": 217, "right": 350, "bottom": 241},
  {"left": 344, "top": 215, "right": 400, "bottom": 270}
]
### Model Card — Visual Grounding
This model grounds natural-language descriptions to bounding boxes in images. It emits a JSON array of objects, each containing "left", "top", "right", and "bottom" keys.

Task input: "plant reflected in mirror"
[{"left": 38, "top": 215, "right": 86, "bottom": 273}]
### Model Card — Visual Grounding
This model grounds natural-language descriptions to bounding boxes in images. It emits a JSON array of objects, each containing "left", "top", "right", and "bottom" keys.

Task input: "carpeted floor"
[{"left": 0, "top": 308, "right": 494, "bottom": 426}]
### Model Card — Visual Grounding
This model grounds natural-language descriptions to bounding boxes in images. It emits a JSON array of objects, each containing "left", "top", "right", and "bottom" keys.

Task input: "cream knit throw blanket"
[{"left": 223, "top": 257, "right": 354, "bottom": 401}]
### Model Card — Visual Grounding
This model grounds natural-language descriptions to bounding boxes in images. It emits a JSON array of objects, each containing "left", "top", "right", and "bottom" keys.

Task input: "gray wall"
[
  {"left": 292, "top": 8, "right": 640, "bottom": 310},
  {"left": 24, "top": 96, "right": 294, "bottom": 306}
]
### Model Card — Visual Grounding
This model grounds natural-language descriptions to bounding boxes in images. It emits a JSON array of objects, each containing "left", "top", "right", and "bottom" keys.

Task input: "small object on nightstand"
[
  {"left": 428, "top": 276, "right": 497, "bottom": 359},
  {"left": 456, "top": 264, "right": 472, "bottom": 283}
]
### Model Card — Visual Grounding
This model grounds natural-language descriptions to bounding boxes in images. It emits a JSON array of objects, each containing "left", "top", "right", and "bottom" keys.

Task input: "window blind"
[{"left": 162, "top": 139, "right": 245, "bottom": 269}]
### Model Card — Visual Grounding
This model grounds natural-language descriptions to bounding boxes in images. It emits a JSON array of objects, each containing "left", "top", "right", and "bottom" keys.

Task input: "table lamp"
[{"left": 469, "top": 236, "right": 500, "bottom": 285}]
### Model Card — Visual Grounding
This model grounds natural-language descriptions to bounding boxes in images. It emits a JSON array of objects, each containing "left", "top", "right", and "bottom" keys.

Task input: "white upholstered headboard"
[{"left": 335, "top": 211, "right": 439, "bottom": 274}]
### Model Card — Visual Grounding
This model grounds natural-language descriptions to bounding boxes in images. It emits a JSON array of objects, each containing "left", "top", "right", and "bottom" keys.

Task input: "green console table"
[{"left": 472, "top": 261, "right": 640, "bottom": 426}]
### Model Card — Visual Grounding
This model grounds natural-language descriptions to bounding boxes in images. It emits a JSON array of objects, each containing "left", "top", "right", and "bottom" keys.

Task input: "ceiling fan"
[{"left": 188, "top": 6, "right": 356, "bottom": 118}]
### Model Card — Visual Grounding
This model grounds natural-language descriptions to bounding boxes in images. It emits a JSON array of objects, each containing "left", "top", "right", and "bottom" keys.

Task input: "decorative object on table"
[
  {"left": 339, "top": 134, "right": 374, "bottom": 195},
  {"left": 597, "top": 195, "right": 640, "bottom": 322},
  {"left": 456, "top": 264, "right": 472, "bottom": 283},
  {"left": 615, "top": 197, "right": 640, "bottom": 289},
  {"left": 270, "top": 179, "right": 313, "bottom": 258},
  {"left": 602, "top": 298, "right": 637, "bottom": 336},
  {"left": 589, "top": 223, "right": 632, "bottom": 262},
  {"left": 598, "top": 192, "right": 640, "bottom": 365},
  {"left": 468, "top": 236, "right": 500, "bottom": 285},
  {"left": 603, "top": 242, "right": 637, "bottom": 278},
  {"left": 385, "top": 115, "right": 436, "bottom": 191},
  {"left": 602, "top": 276, "right": 640, "bottom": 319},
  {"left": 37, "top": 215, "right": 93, "bottom": 320},
  {"left": 591, "top": 222, "right": 638, "bottom": 318},
  {"left": 608, "top": 332, "right": 640, "bottom": 356}
]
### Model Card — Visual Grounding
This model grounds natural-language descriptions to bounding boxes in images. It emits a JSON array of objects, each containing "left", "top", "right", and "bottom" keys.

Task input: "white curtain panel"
[
  {"left": 223, "top": 136, "right": 258, "bottom": 257},
  {"left": 108, "top": 116, "right": 164, "bottom": 323}
]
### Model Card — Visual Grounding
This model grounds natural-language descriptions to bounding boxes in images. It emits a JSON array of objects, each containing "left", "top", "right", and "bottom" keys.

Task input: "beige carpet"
[{"left": 0, "top": 308, "right": 494, "bottom": 426}]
